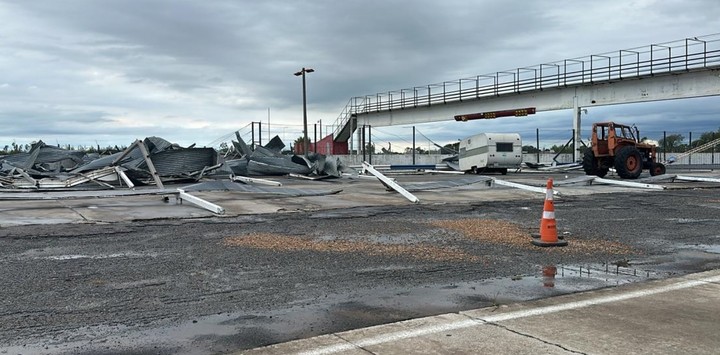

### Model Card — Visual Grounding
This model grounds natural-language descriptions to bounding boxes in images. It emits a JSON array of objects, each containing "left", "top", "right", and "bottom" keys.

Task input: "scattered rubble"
[
  {"left": 222, "top": 232, "right": 479, "bottom": 262},
  {"left": 429, "top": 218, "right": 638, "bottom": 255},
  {"left": 0, "top": 135, "right": 352, "bottom": 191},
  {"left": 0, "top": 135, "right": 353, "bottom": 214}
]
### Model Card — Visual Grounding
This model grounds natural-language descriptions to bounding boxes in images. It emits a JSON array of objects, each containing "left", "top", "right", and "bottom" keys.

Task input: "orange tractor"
[{"left": 582, "top": 121, "right": 666, "bottom": 179}]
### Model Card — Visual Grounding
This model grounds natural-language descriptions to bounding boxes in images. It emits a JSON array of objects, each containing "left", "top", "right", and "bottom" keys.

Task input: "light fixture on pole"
[{"left": 294, "top": 67, "right": 314, "bottom": 156}]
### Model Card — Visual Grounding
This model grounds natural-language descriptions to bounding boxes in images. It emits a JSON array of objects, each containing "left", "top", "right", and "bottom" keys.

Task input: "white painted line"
[{"left": 297, "top": 274, "right": 720, "bottom": 355}]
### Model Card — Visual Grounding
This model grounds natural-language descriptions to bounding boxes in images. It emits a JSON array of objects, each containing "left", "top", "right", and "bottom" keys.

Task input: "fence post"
[
  {"left": 536, "top": 128, "right": 540, "bottom": 163},
  {"left": 412, "top": 126, "right": 416, "bottom": 165},
  {"left": 663, "top": 131, "right": 667, "bottom": 162},
  {"left": 689, "top": 132, "right": 692, "bottom": 166},
  {"left": 369, "top": 125, "right": 372, "bottom": 165},
  {"left": 362, "top": 125, "right": 366, "bottom": 162}
]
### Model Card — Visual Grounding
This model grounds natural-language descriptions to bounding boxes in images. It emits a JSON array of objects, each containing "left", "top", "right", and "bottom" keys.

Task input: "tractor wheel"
[
  {"left": 614, "top": 146, "right": 643, "bottom": 179},
  {"left": 650, "top": 162, "right": 666, "bottom": 176},
  {"left": 582, "top": 150, "right": 608, "bottom": 177}
]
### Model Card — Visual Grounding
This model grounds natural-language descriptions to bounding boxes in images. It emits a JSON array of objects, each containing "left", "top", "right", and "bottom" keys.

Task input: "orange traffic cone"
[{"left": 531, "top": 178, "right": 568, "bottom": 247}]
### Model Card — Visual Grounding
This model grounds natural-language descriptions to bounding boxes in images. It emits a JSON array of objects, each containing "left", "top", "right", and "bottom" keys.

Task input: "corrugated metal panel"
[
  {"left": 182, "top": 180, "right": 341, "bottom": 196},
  {"left": 247, "top": 156, "right": 312, "bottom": 176},
  {"left": 226, "top": 159, "right": 249, "bottom": 175},
  {"left": 264, "top": 135, "right": 285, "bottom": 153},
  {"left": 144, "top": 136, "right": 174, "bottom": 154},
  {"left": 137, "top": 148, "right": 217, "bottom": 176}
]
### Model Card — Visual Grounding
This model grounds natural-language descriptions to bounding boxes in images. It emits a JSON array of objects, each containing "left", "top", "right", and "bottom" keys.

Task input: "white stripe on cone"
[{"left": 542, "top": 211, "right": 555, "bottom": 219}]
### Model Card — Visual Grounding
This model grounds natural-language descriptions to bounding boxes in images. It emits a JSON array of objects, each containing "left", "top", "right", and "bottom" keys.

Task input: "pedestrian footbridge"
[{"left": 330, "top": 34, "right": 720, "bottom": 160}]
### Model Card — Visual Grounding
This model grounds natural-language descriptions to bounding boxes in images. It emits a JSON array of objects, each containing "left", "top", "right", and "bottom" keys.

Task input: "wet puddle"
[
  {"left": 683, "top": 244, "right": 720, "bottom": 254},
  {"left": 9, "top": 263, "right": 660, "bottom": 354}
]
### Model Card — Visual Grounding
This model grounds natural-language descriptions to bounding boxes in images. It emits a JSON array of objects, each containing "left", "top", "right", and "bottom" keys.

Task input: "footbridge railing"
[{"left": 331, "top": 34, "right": 720, "bottom": 141}]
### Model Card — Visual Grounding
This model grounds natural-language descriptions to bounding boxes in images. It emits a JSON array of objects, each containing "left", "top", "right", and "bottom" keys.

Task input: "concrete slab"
[
  {"left": 508, "top": 283, "right": 720, "bottom": 354},
  {"left": 240, "top": 270, "right": 720, "bottom": 355},
  {"left": 0, "top": 200, "right": 83, "bottom": 226},
  {"left": 334, "top": 313, "right": 568, "bottom": 355},
  {"left": 1, "top": 170, "right": 719, "bottom": 227},
  {"left": 59, "top": 195, "right": 213, "bottom": 222},
  {"left": 242, "top": 334, "right": 365, "bottom": 355}
]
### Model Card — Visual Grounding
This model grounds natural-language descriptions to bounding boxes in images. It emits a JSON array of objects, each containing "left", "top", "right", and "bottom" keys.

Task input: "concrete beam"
[{"left": 355, "top": 69, "right": 720, "bottom": 127}]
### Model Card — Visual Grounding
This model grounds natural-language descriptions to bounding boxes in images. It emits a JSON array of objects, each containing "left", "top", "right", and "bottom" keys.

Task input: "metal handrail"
[{"left": 331, "top": 34, "right": 720, "bottom": 140}]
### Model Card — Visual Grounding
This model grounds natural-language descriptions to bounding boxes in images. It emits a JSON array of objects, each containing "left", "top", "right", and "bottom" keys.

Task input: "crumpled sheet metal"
[
  {"left": 264, "top": 135, "right": 285, "bottom": 153},
  {"left": 247, "top": 157, "right": 312, "bottom": 176},
  {"left": 1, "top": 136, "right": 223, "bottom": 189},
  {"left": 226, "top": 159, "right": 249, "bottom": 176},
  {"left": 182, "top": 180, "right": 342, "bottom": 197},
  {"left": 1, "top": 141, "right": 85, "bottom": 174}
]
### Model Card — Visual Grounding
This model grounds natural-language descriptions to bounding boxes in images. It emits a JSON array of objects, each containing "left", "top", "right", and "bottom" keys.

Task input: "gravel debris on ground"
[
  {"left": 222, "top": 232, "right": 480, "bottom": 262},
  {"left": 429, "top": 218, "right": 637, "bottom": 255}
]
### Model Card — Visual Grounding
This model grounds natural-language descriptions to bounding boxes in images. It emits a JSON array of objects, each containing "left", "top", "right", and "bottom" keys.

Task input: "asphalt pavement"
[{"left": 0, "top": 170, "right": 719, "bottom": 354}]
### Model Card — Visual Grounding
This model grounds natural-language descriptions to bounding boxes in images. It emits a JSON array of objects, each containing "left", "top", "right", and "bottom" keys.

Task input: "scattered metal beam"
[
  {"left": 60, "top": 166, "right": 118, "bottom": 188},
  {"left": 111, "top": 140, "right": 141, "bottom": 166},
  {"left": 191, "top": 163, "right": 223, "bottom": 180},
  {"left": 14, "top": 168, "right": 37, "bottom": 188},
  {"left": 536, "top": 163, "right": 583, "bottom": 171},
  {"left": 674, "top": 175, "right": 720, "bottom": 183},
  {"left": 638, "top": 175, "right": 677, "bottom": 183},
  {"left": 114, "top": 167, "right": 135, "bottom": 189},
  {"left": 362, "top": 162, "right": 419, "bottom": 203},
  {"left": 288, "top": 173, "right": 332, "bottom": 181},
  {"left": 233, "top": 175, "right": 283, "bottom": 186},
  {"left": 0, "top": 189, "right": 176, "bottom": 200},
  {"left": 491, "top": 178, "right": 560, "bottom": 195},
  {"left": 176, "top": 188, "right": 225, "bottom": 215},
  {"left": 553, "top": 176, "right": 596, "bottom": 186},
  {"left": 135, "top": 140, "right": 164, "bottom": 189},
  {"left": 424, "top": 170, "right": 466, "bottom": 175},
  {"left": 592, "top": 177, "right": 666, "bottom": 190}
]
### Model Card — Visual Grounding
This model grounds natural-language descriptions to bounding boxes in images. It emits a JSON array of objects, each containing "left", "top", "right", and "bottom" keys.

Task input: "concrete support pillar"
[
  {"left": 356, "top": 125, "right": 362, "bottom": 156},
  {"left": 573, "top": 97, "right": 582, "bottom": 162}
]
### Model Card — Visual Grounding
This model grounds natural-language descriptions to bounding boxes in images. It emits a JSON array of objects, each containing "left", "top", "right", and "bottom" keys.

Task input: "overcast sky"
[{"left": 1, "top": 0, "right": 719, "bottom": 151}]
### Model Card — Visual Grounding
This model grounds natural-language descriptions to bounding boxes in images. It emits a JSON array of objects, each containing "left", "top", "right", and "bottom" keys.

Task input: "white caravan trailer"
[{"left": 458, "top": 133, "right": 522, "bottom": 174}]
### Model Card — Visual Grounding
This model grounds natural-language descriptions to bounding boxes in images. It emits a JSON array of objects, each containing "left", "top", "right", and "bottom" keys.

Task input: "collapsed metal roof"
[{"left": 0, "top": 134, "right": 353, "bottom": 190}]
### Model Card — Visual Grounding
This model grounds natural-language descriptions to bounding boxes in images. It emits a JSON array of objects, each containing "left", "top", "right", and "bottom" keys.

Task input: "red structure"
[{"left": 294, "top": 134, "right": 348, "bottom": 155}]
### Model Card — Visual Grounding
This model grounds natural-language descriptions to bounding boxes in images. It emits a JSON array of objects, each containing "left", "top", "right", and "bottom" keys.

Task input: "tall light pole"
[{"left": 294, "top": 67, "right": 314, "bottom": 156}]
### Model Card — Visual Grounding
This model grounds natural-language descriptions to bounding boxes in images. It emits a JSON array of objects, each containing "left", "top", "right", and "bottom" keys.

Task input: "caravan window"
[{"left": 496, "top": 142, "right": 513, "bottom": 152}]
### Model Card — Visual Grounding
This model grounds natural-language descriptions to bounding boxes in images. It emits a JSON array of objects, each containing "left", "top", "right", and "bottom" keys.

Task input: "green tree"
[
  {"left": 404, "top": 146, "right": 426, "bottom": 154},
  {"left": 441, "top": 142, "right": 459, "bottom": 154},
  {"left": 658, "top": 134, "right": 685, "bottom": 152},
  {"left": 689, "top": 129, "right": 720, "bottom": 151},
  {"left": 218, "top": 142, "right": 229, "bottom": 154},
  {"left": 292, "top": 136, "right": 309, "bottom": 153},
  {"left": 522, "top": 145, "right": 539, "bottom": 153},
  {"left": 549, "top": 144, "right": 572, "bottom": 153}
]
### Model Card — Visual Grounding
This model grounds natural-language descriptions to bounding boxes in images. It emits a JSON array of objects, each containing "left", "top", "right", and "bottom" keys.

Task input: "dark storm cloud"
[{"left": 1, "top": 0, "right": 719, "bottom": 146}]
